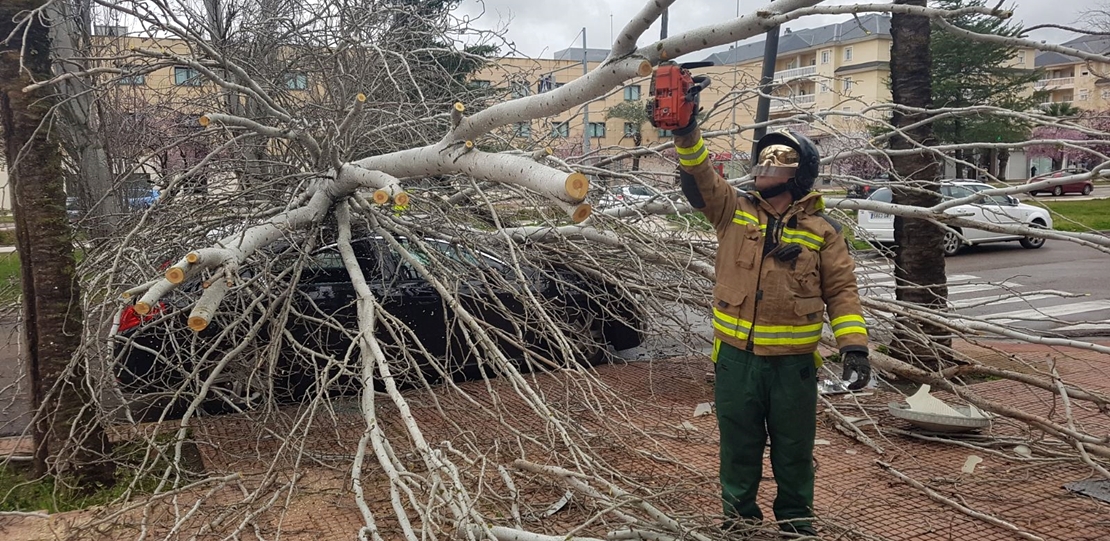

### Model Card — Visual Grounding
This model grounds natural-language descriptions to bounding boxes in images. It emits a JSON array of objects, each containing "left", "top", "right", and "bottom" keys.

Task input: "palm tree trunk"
[
  {"left": 889, "top": 0, "right": 951, "bottom": 368},
  {"left": 0, "top": 0, "right": 114, "bottom": 485},
  {"left": 632, "top": 131, "right": 642, "bottom": 171}
]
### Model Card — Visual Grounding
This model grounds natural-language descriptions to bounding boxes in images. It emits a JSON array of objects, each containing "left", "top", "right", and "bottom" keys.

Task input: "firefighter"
[{"left": 656, "top": 118, "right": 871, "bottom": 535}]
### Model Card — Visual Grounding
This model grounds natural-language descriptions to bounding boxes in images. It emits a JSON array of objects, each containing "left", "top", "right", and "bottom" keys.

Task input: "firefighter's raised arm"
[{"left": 647, "top": 65, "right": 735, "bottom": 230}]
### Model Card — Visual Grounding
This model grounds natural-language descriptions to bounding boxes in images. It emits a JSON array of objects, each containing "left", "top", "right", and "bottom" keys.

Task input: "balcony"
[
  {"left": 774, "top": 65, "right": 817, "bottom": 83},
  {"left": 1038, "top": 100, "right": 1073, "bottom": 110},
  {"left": 770, "top": 94, "right": 817, "bottom": 111},
  {"left": 1033, "top": 77, "right": 1074, "bottom": 90}
]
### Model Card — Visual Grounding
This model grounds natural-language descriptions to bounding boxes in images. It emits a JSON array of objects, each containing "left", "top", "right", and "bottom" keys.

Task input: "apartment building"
[
  {"left": 471, "top": 15, "right": 900, "bottom": 164},
  {"left": 1034, "top": 34, "right": 1110, "bottom": 110}
]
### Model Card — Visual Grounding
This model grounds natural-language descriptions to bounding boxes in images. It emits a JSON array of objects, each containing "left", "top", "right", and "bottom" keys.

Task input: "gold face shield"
[{"left": 751, "top": 143, "right": 799, "bottom": 179}]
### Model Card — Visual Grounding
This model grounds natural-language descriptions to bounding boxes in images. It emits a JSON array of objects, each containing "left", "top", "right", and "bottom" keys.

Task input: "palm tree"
[
  {"left": 888, "top": 0, "right": 951, "bottom": 368},
  {"left": 606, "top": 101, "right": 649, "bottom": 171},
  {"left": 1043, "top": 101, "right": 1082, "bottom": 118}
]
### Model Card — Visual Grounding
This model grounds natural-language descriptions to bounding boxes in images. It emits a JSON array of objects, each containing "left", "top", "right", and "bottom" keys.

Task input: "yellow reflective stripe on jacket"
[
  {"left": 782, "top": 227, "right": 825, "bottom": 250},
  {"left": 732, "top": 210, "right": 764, "bottom": 228},
  {"left": 712, "top": 338, "right": 722, "bottom": 363},
  {"left": 714, "top": 306, "right": 825, "bottom": 346},
  {"left": 675, "top": 138, "right": 710, "bottom": 166},
  {"left": 750, "top": 322, "right": 824, "bottom": 346},
  {"left": 831, "top": 314, "right": 868, "bottom": 338},
  {"left": 713, "top": 308, "right": 753, "bottom": 339}
]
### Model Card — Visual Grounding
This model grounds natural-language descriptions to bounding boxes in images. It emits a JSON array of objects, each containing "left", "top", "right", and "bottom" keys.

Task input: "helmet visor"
[{"left": 752, "top": 143, "right": 798, "bottom": 178}]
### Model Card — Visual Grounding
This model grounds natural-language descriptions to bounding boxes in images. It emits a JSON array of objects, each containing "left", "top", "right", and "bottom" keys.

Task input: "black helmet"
[{"left": 751, "top": 130, "right": 820, "bottom": 199}]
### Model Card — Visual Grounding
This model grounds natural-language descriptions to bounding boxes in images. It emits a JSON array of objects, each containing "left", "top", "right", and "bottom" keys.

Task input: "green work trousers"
[{"left": 714, "top": 340, "right": 817, "bottom": 529}]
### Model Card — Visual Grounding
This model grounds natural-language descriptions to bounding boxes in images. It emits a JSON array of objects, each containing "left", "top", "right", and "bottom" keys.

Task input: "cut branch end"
[
  {"left": 393, "top": 192, "right": 410, "bottom": 207},
  {"left": 372, "top": 189, "right": 391, "bottom": 205},
  {"left": 134, "top": 302, "right": 152, "bottom": 316},
  {"left": 453, "top": 102, "right": 465, "bottom": 113},
  {"left": 188, "top": 316, "right": 210, "bottom": 332},
  {"left": 185, "top": 252, "right": 200, "bottom": 264},
  {"left": 637, "top": 60, "right": 653, "bottom": 77},
  {"left": 571, "top": 203, "right": 592, "bottom": 223},
  {"left": 564, "top": 172, "right": 589, "bottom": 201},
  {"left": 165, "top": 266, "right": 187, "bottom": 284},
  {"left": 198, "top": 115, "right": 211, "bottom": 127},
  {"left": 356, "top": 93, "right": 366, "bottom": 102}
]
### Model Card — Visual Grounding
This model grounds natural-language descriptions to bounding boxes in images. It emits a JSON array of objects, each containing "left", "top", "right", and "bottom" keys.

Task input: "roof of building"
[
  {"left": 701, "top": 14, "right": 891, "bottom": 66},
  {"left": 1035, "top": 34, "right": 1110, "bottom": 67},
  {"left": 550, "top": 47, "right": 611, "bottom": 62}
]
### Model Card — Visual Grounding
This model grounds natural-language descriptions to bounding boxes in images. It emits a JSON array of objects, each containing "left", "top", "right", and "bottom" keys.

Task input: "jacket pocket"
[
  {"left": 794, "top": 295, "right": 826, "bottom": 323},
  {"left": 731, "top": 225, "right": 761, "bottom": 270},
  {"left": 791, "top": 248, "right": 821, "bottom": 297},
  {"left": 712, "top": 284, "right": 750, "bottom": 340}
]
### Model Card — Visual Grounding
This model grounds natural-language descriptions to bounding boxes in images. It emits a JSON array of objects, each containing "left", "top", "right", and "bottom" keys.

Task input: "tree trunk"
[
  {"left": 953, "top": 148, "right": 965, "bottom": 178},
  {"left": 888, "top": 0, "right": 951, "bottom": 368},
  {"left": 48, "top": 0, "right": 125, "bottom": 237},
  {"left": 0, "top": 0, "right": 115, "bottom": 485},
  {"left": 632, "top": 131, "right": 642, "bottom": 172}
]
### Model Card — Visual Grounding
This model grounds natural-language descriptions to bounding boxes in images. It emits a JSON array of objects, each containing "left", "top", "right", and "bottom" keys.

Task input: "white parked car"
[
  {"left": 857, "top": 181, "right": 1053, "bottom": 256},
  {"left": 599, "top": 185, "right": 663, "bottom": 208}
]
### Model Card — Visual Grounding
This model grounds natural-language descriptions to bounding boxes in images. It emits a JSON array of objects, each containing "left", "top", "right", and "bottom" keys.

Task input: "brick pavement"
[{"left": 2, "top": 340, "right": 1109, "bottom": 540}]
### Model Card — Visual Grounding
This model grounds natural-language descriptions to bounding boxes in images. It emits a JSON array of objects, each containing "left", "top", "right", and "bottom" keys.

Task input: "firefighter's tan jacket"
[{"left": 675, "top": 130, "right": 868, "bottom": 358}]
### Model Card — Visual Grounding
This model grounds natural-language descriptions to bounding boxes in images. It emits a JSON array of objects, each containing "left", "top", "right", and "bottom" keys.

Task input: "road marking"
[
  {"left": 950, "top": 291, "right": 1079, "bottom": 309},
  {"left": 984, "top": 300, "right": 1110, "bottom": 324}
]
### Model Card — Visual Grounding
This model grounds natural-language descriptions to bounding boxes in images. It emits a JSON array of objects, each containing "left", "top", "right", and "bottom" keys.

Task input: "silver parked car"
[{"left": 856, "top": 181, "right": 1053, "bottom": 256}]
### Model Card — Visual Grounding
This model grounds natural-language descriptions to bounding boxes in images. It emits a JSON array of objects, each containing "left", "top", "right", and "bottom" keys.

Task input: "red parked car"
[{"left": 1027, "top": 167, "right": 1095, "bottom": 196}]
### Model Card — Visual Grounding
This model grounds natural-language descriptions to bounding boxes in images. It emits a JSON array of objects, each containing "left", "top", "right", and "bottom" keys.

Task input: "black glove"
[
  {"left": 772, "top": 243, "right": 802, "bottom": 262},
  {"left": 841, "top": 350, "right": 871, "bottom": 391},
  {"left": 671, "top": 89, "right": 702, "bottom": 137}
]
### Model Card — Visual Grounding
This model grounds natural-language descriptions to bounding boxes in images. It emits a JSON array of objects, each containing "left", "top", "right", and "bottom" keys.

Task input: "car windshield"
[{"left": 868, "top": 188, "right": 893, "bottom": 203}]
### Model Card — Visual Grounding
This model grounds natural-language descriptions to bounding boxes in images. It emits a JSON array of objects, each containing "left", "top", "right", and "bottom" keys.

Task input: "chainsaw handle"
[{"left": 686, "top": 75, "right": 711, "bottom": 101}]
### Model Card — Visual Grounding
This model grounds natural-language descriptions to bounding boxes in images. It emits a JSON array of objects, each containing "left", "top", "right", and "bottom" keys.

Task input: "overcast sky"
[{"left": 453, "top": 0, "right": 1102, "bottom": 61}]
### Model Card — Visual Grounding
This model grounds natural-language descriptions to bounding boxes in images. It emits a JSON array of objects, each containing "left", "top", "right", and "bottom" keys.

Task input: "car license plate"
[{"left": 870, "top": 212, "right": 892, "bottom": 220}]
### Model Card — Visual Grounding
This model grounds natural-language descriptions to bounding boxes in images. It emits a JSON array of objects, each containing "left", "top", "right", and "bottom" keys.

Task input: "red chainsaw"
[{"left": 646, "top": 61, "right": 712, "bottom": 131}]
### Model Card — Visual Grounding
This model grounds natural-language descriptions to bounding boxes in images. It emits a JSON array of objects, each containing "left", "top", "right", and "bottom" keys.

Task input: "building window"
[
  {"left": 1081, "top": 68, "right": 1090, "bottom": 77},
  {"left": 587, "top": 122, "right": 606, "bottom": 138},
  {"left": 623, "top": 85, "right": 641, "bottom": 101},
  {"left": 174, "top": 66, "right": 202, "bottom": 86},
  {"left": 842, "top": 106, "right": 852, "bottom": 112},
  {"left": 820, "top": 50, "right": 831, "bottom": 64},
  {"left": 844, "top": 47, "right": 853, "bottom": 62},
  {"left": 511, "top": 80, "right": 530, "bottom": 98},
  {"left": 819, "top": 82, "right": 829, "bottom": 93},
  {"left": 657, "top": 129, "right": 673, "bottom": 137},
  {"left": 842, "top": 78, "right": 853, "bottom": 92},
  {"left": 283, "top": 73, "right": 308, "bottom": 90},
  {"left": 1102, "top": 89, "right": 1110, "bottom": 100},
  {"left": 516, "top": 122, "right": 531, "bottom": 137},
  {"left": 552, "top": 122, "right": 570, "bottom": 138},
  {"left": 537, "top": 74, "right": 555, "bottom": 93},
  {"left": 623, "top": 123, "right": 639, "bottom": 137},
  {"left": 1079, "top": 89, "right": 1089, "bottom": 101},
  {"left": 1016, "top": 51, "right": 1025, "bottom": 65},
  {"left": 471, "top": 79, "right": 491, "bottom": 88},
  {"left": 118, "top": 68, "right": 145, "bottom": 85},
  {"left": 94, "top": 25, "right": 127, "bottom": 36}
]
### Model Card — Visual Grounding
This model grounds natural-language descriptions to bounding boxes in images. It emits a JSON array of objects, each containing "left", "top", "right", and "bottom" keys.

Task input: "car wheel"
[
  {"left": 1028, "top": 191, "right": 1038, "bottom": 197},
  {"left": 1052, "top": 185, "right": 1064, "bottom": 196},
  {"left": 1082, "top": 184, "right": 1093, "bottom": 195},
  {"left": 1020, "top": 220, "right": 1047, "bottom": 249},
  {"left": 942, "top": 229, "right": 963, "bottom": 257}
]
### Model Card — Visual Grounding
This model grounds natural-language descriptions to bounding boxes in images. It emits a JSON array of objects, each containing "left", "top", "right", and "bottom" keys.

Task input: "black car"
[{"left": 111, "top": 236, "right": 644, "bottom": 412}]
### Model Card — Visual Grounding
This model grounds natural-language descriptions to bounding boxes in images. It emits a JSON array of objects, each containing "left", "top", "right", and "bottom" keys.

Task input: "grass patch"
[
  {"left": 0, "top": 252, "right": 20, "bottom": 304},
  {"left": 1030, "top": 198, "right": 1110, "bottom": 232},
  {"left": 0, "top": 464, "right": 140, "bottom": 513}
]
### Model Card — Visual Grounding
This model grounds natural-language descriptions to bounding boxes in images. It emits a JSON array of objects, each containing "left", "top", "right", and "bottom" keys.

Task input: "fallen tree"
[{"left": 1, "top": 0, "right": 1109, "bottom": 539}]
